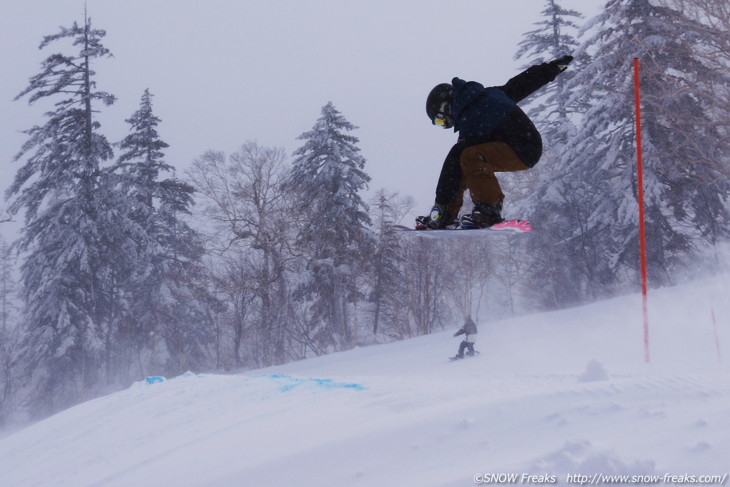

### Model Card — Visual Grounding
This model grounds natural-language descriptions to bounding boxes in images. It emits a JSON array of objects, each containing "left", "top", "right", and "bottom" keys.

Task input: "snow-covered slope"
[{"left": 1, "top": 276, "right": 729, "bottom": 487}]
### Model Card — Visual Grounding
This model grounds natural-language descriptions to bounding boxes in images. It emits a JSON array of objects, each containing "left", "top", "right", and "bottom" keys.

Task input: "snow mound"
[
  {"left": 528, "top": 439, "right": 655, "bottom": 476},
  {"left": 578, "top": 359, "right": 610, "bottom": 382}
]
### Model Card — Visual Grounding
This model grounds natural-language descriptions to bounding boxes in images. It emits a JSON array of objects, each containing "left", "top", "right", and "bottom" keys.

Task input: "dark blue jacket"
[{"left": 451, "top": 78, "right": 516, "bottom": 139}]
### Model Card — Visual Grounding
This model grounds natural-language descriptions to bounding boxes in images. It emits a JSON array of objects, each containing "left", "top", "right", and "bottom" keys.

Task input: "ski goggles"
[
  {"left": 432, "top": 102, "right": 452, "bottom": 128},
  {"left": 433, "top": 113, "right": 449, "bottom": 127}
]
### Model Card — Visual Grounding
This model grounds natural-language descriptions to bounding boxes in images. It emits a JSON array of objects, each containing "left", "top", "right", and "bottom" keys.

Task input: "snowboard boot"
[
  {"left": 460, "top": 202, "right": 505, "bottom": 229},
  {"left": 416, "top": 204, "right": 456, "bottom": 230}
]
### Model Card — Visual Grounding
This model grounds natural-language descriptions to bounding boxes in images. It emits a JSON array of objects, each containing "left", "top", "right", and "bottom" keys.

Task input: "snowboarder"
[
  {"left": 416, "top": 55, "right": 574, "bottom": 230},
  {"left": 453, "top": 315, "right": 478, "bottom": 359}
]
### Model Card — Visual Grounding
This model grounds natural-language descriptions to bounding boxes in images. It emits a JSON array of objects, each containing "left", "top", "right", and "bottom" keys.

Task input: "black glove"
[{"left": 551, "top": 55, "right": 574, "bottom": 72}]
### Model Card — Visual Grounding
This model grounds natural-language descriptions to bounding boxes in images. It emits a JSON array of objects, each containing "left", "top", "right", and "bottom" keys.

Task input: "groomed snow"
[{"left": 1, "top": 275, "right": 729, "bottom": 487}]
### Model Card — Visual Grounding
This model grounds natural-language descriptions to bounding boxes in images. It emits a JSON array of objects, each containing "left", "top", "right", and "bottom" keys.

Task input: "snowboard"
[
  {"left": 392, "top": 219, "right": 531, "bottom": 238},
  {"left": 449, "top": 351, "right": 481, "bottom": 361}
]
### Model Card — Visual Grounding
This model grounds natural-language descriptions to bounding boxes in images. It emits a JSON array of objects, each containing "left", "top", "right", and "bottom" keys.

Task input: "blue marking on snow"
[
  {"left": 145, "top": 376, "right": 165, "bottom": 384},
  {"left": 254, "top": 374, "right": 366, "bottom": 392}
]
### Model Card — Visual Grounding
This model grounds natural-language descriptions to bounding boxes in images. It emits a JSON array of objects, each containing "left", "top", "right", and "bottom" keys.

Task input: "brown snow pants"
[{"left": 445, "top": 141, "right": 530, "bottom": 216}]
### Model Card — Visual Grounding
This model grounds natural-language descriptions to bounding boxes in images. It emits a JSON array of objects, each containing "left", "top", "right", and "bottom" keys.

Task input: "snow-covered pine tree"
[
  {"left": 564, "top": 0, "right": 730, "bottom": 289},
  {"left": 512, "top": 0, "right": 590, "bottom": 308},
  {"left": 114, "top": 90, "right": 212, "bottom": 379},
  {"left": 116, "top": 90, "right": 174, "bottom": 214},
  {"left": 7, "top": 16, "right": 119, "bottom": 414},
  {"left": 286, "top": 102, "right": 373, "bottom": 350},
  {"left": 660, "top": 0, "right": 730, "bottom": 252},
  {"left": 514, "top": 0, "right": 583, "bottom": 132}
]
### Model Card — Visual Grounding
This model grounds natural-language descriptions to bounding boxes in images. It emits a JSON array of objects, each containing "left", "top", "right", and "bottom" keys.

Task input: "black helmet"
[{"left": 426, "top": 83, "right": 454, "bottom": 128}]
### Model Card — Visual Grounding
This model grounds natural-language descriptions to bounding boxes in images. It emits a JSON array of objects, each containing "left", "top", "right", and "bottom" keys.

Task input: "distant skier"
[
  {"left": 453, "top": 315, "right": 478, "bottom": 359},
  {"left": 416, "top": 55, "right": 574, "bottom": 230}
]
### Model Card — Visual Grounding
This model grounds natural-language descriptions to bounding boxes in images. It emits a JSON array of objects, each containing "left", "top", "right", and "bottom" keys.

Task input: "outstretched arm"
[{"left": 499, "top": 55, "right": 573, "bottom": 103}]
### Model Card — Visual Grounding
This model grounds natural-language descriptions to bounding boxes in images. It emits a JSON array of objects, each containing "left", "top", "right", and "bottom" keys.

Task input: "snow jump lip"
[
  {"left": 141, "top": 372, "right": 367, "bottom": 393},
  {"left": 252, "top": 374, "right": 367, "bottom": 392}
]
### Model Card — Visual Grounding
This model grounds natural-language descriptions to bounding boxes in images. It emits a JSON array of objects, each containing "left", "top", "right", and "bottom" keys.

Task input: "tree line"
[{"left": 2, "top": 0, "right": 729, "bottom": 424}]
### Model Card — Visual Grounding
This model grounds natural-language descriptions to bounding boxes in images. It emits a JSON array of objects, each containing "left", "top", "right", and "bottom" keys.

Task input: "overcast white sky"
[{"left": 1, "top": 0, "right": 604, "bottom": 241}]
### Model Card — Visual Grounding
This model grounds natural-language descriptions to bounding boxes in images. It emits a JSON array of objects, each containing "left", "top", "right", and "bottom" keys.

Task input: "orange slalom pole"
[{"left": 634, "top": 58, "right": 650, "bottom": 363}]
